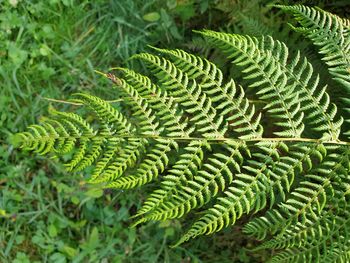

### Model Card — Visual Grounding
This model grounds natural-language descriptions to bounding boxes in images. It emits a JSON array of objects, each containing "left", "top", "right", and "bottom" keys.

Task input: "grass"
[{"left": 0, "top": 159, "right": 190, "bottom": 262}]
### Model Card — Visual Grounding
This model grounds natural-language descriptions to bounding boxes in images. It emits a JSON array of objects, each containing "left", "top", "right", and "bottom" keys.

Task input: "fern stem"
[
  {"left": 42, "top": 95, "right": 266, "bottom": 106},
  {"left": 17, "top": 134, "right": 350, "bottom": 146}
]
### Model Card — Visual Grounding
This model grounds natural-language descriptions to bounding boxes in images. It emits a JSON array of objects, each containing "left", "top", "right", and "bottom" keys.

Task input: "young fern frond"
[{"left": 12, "top": 5, "right": 350, "bottom": 263}]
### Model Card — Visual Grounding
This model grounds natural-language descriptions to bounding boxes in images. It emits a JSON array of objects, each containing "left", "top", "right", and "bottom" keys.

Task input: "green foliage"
[
  {"left": 9, "top": 3, "right": 350, "bottom": 263},
  {"left": 277, "top": 4, "right": 350, "bottom": 141}
]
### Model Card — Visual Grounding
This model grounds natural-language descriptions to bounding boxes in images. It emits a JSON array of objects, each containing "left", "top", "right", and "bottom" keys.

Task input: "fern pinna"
[{"left": 12, "top": 5, "right": 350, "bottom": 262}]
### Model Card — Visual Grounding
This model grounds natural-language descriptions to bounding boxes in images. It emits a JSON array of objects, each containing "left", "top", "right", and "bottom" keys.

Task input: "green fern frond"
[
  {"left": 105, "top": 138, "right": 176, "bottom": 189},
  {"left": 12, "top": 4, "right": 350, "bottom": 262},
  {"left": 268, "top": 196, "right": 350, "bottom": 262},
  {"left": 276, "top": 5, "right": 350, "bottom": 91},
  {"left": 72, "top": 93, "right": 134, "bottom": 134},
  {"left": 245, "top": 146, "right": 350, "bottom": 249},
  {"left": 105, "top": 74, "right": 161, "bottom": 136},
  {"left": 115, "top": 67, "right": 195, "bottom": 137},
  {"left": 133, "top": 139, "right": 210, "bottom": 218},
  {"left": 149, "top": 47, "right": 263, "bottom": 139},
  {"left": 277, "top": 4, "right": 350, "bottom": 140},
  {"left": 132, "top": 53, "right": 227, "bottom": 138},
  {"left": 198, "top": 30, "right": 343, "bottom": 140},
  {"left": 140, "top": 142, "right": 245, "bottom": 223},
  {"left": 260, "top": 36, "right": 343, "bottom": 140},
  {"left": 197, "top": 30, "right": 305, "bottom": 138},
  {"left": 174, "top": 141, "right": 286, "bottom": 245},
  {"left": 255, "top": 186, "right": 350, "bottom": 252}
]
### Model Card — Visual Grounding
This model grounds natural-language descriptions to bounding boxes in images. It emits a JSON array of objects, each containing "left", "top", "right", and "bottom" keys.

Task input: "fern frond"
[
  {"left": 109, "top": 76, "right": 161, "bottom": 135},
  {"left": 14, "top": 94, "right": 144, "bottom": 181},
  {"left": 200, "top": 30, "right": 344, "bottom": 140},
  {"left": 277, "top": 5, "right": 350, "bottom": 91},
  {"left": 259, "top": 36, "right": 343, "bottom": 140},
  {"left": 72, "top": 93, "right": 134, "bottom": 133},
  {"left": 134, "top": 140, "right": 210, "bottom": 217},
  {"left": 43, "top": 119, "right": 76, "bottom": 154},
  {"left": 132, "top": 53, "right": 227, "bottom": 138},
  {"left": 174, "top": 141, "right": 287, "bottom": 245},
  {"left": 115, "top": 67, "right": 195, "bottom": 138},
  {"left": 12, "top": 6, "right": 350, "bottom": 262},
  {"left": 148, "top": 47, "right": 224, "bottom": 89},
  {"left": 150, "top": 47, "right": 263, "bottom": 139},
  {"left": 277, "top": 4, "right": 350, "bottom": 140},
  {"left": 69, "top": 95, "right": 125, "bottom": 176},
  {"left": 197, "top": 30, "right": 305, "bottom": 138},
  {"left": 256, "top": 186, "right": 350, "bottom": 252},
  {"left": 49, "top": 110, "right": 97, "bottom": 171},
  {"left": 252, "top": 142, "right": 327, "bottom": 214},
  {"left": 268, "top": 203, "right": 350, "bottom": 263},
  {"left": 91, "top": 138, "right": 147, "bottom": 183},
  {"left": 245, "top": 146, "right": 349, "bottom": 242},
  {"left": 104, "top": 138, "right": 176, "bottom": 189},
  {"left": 141, "top": 142, "right": 244, "bottom": 223},
  {"left": 103, "top": 74, "right": 180, "bottom": 187},
  {"left": 254, "top": 152, "right": 350, "bottom": 254}
]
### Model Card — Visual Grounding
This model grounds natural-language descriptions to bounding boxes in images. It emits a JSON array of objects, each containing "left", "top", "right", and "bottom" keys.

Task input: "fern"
[
  {"left": 12, "top": 5, "right": 350, "bottom": 262},
  {"left": 277, "top": 5, "right": 350, "bottom": 90}
]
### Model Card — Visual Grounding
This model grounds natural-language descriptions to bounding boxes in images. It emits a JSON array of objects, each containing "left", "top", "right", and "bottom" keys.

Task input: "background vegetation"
[{"left": 0, "top": 0, "right": 349, "bottom": 262}]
